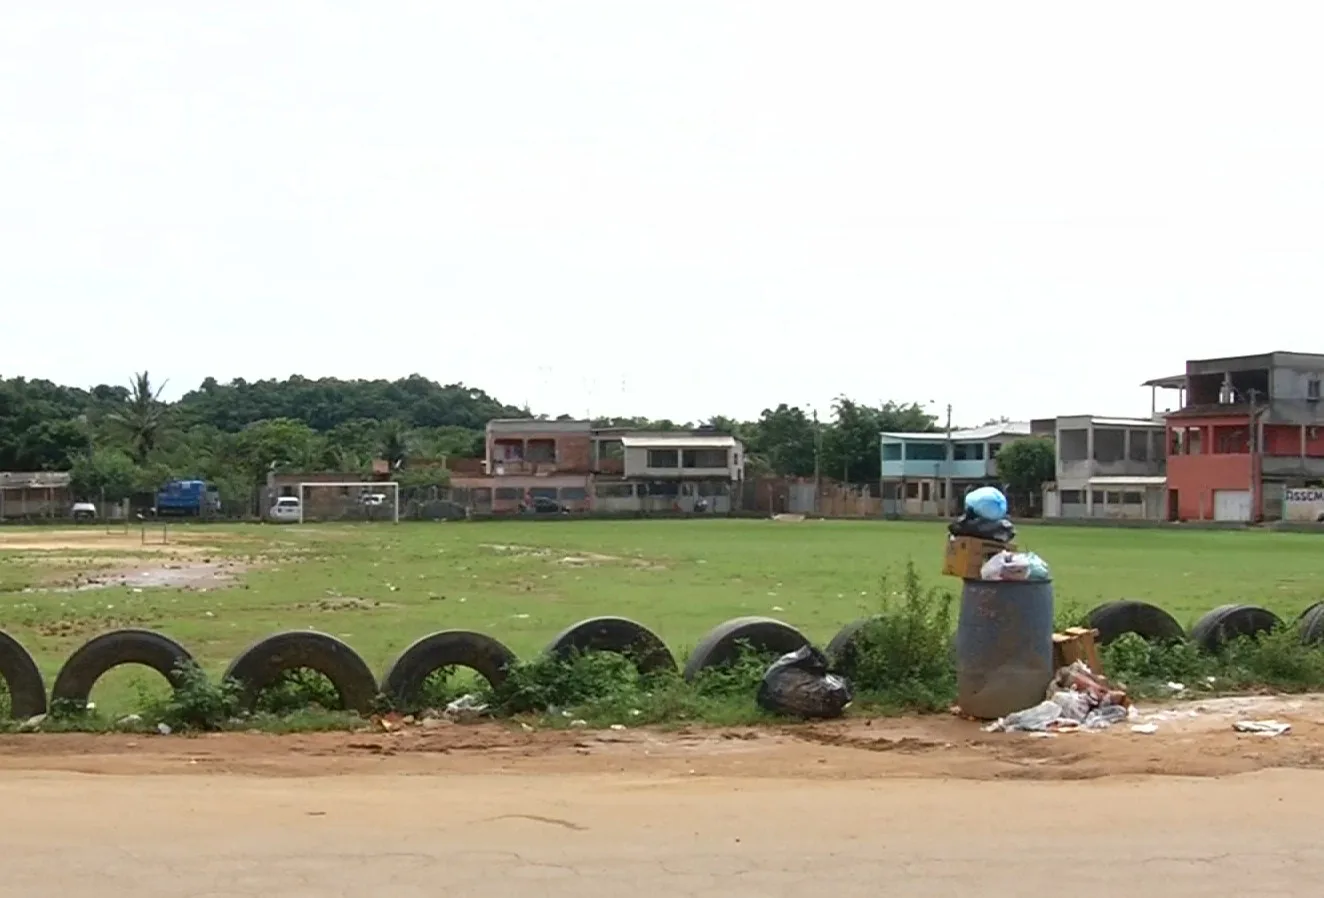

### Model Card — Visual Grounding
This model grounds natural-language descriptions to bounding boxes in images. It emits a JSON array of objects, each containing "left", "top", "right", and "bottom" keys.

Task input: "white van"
[{"left": 268, "top": 496, "right": 301, "bottom": 523}]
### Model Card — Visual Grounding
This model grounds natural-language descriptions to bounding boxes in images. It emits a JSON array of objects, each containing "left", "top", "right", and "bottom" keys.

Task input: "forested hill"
[{"left": 0, "top": 372, "right": 949, "bottom": 503}]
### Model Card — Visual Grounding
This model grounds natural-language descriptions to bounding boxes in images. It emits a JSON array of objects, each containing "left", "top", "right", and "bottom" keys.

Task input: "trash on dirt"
[
  {"left": 17, "top": 714, "right": 46, "bottom": 733},
  {"left": 444, "top": 693, "right": 490, "bottom": 722},
  {"left": 117, "top": 713, "right": 143, "bottom": 727},
  {"left": 755, "top": 645, "right": 853, "bottom": 719},
  {"left": 986, "top": 661, "right": 1131, "bottom": 733},
  {"left": 609, "top": 723, "right": 627, "bottom": 731},
  {"left": 1166, "top": 681, "right": 1186, "bottom": 693},
  {"left": 156, "top": 722, "right": 172, "bottom": 735},
  {"left": 1131, "top": 723, "right": 1158, "bottom": 735},
  {"left": 980, "top": 550, "right": 1050, "bottom": 581},
  {"left": 1233, "top": 720, "right": 1292, "bottom": 736}
]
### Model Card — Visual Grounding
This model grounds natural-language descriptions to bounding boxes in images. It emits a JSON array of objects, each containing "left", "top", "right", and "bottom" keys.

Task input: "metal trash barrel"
[{"left": 955, "top": 579, "right": 1054, "bottom": 720}]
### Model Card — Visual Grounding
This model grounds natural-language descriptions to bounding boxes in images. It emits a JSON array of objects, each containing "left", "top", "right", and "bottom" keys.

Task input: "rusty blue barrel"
[{"left": 955, "top": 579, "right": 1054, "bottom": 720}]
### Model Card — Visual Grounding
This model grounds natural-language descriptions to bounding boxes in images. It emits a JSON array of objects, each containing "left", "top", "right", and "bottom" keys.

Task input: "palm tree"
[
  {"left": 379, "top": 419, "right": 411, "bottom": 470},
  {"left": 106, "top": 371, "right": 169, "bottom": 464}
]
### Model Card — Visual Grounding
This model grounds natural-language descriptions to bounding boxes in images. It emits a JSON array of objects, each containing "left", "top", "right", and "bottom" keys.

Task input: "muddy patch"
[
  {"left": 296, "top": 597, "right": 397, "bottom": 612},
  {"left": 23, "top": 561, "right": 244, "bottom": 593}
]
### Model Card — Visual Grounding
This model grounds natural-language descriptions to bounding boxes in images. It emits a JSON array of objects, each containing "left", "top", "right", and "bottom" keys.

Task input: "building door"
[
  {"left": 1213, "top": 489, "right": 1252, "bottom": 522},
  {"left": 1167, "top": 489, "right": 1179, "bottom": 522}
]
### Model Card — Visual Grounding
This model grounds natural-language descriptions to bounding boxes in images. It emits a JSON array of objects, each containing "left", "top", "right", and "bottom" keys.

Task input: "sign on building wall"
[{"left": 1283, "top": 488, "right": 1324, "bottom": 522}]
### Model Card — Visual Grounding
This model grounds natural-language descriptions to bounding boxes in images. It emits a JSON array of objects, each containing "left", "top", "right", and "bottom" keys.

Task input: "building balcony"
[{"left": 881, "top": 459, "right": 996, "bottom": 480}]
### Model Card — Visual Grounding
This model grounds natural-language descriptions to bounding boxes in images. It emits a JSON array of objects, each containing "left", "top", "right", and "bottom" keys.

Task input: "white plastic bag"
[{"left": 980, "top": 550, "right": 1050, "bottom": 581}]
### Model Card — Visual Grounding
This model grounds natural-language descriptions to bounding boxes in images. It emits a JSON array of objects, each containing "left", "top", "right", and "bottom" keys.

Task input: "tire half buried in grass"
[
  {"left": 1085, "top": 600, "right": 1186, "bottom": 646},
  {"left": 1189, "top": 604, "right": 1282, "bottom": 654},
  {"left": 682, "top": 616, "right": 810, "bottom": 682},
  {"left": 380, "top": 630, "right": 518, "bottom": 712},
  {"left": 224, "top": 630, "right": 378, "bottom": 715},
  {"left": 543, "top": 616, "right": 677, "bottom": 676},
  {"left": 0, "top": 630, "right": 48, "bottom": 719},
  {"left": 51, "top": 629, "right": 196, "bottom": 713}
]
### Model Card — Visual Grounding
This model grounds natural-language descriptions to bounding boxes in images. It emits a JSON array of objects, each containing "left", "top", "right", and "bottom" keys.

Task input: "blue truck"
[{"left": 155, "top": 480, "right": 221, "bottom": 517}]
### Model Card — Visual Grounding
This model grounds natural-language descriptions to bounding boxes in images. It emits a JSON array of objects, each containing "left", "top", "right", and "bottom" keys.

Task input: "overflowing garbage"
[
  {"left": 756, "top": 645, "right": 853, "bottom": 719},
  {"left": 983, "top": 661, "right": 1131, "bottom": 733},
  {"left": 942, "top": 486, "right": 1051, "bottom": 582}
]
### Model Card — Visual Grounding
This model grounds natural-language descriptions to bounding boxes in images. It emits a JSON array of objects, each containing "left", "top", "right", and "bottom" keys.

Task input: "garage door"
[{"left": 1213, "top": 489, "right": 1252, "bottom": 522}]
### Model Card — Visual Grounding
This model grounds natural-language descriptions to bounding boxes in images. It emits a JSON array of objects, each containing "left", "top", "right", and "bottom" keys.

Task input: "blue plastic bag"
[{"left": 964, "top": 486, "right": 1008, "bottom": 521}]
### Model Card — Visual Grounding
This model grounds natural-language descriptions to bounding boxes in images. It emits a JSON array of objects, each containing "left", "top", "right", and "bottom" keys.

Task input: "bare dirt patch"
[{"left": 0, "top": 529, "right": 233, "bottom": 554}]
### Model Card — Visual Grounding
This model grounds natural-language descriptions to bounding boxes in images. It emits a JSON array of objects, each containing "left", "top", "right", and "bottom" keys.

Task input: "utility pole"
[
  {"left": 812, "top": 407, "right": 822, "bottom": 515},
  {"left": 944, "top": 403, "right": 953, "bottom": 516}
]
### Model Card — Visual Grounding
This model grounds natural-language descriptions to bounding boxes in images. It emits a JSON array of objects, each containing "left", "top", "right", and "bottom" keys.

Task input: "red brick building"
[{"left": 1147, "top": 351, "right": 1324, "bottom": 522}]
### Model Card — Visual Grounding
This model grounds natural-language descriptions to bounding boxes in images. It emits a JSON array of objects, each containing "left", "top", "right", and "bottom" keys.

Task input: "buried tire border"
[
  {"left": 224, "top": 630, "right": 379, "bottom": 715},
  {"left": 0, "top": 630, "right": 48, "bottom": 719},
  {"left": 1085, "top": 600, "right": 1186, "bottom": 646},
  {"left": 682, "top": 616, "right": 810, "bottom": 682},
  {"left": 1189, "top": 603, "right": 1282, "bottom": 654},
  {"left": 380, "top": 630, "right": 519, "bottom": 711},
  {"left": 50, "top": 628, "right": 195, "bottom": 713},
  {"left": 543, "top": 616, "right": 678, "bottom": 676}
]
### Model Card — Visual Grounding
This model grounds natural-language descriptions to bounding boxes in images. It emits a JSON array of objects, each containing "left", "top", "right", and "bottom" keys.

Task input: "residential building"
[
  {"left": 1041, "top": 415, "right": 1167, "bottom": 520},
  {"left": 879, "top": 422, "right": 1031, "bottom": 515},
  {"left": 451, "top": 419, "right": 745, "bottom": 513},
  {"left": 1146, "top": 351, "right": 1324, "bottom": 522},
  {"left": 0, "top": 471, "right": 73, "bottom": 520}
]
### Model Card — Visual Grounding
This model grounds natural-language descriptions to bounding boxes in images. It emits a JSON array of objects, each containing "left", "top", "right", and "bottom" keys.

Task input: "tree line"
[{"left": 0, "top": 373, "right": 1053, "bottom": 507}]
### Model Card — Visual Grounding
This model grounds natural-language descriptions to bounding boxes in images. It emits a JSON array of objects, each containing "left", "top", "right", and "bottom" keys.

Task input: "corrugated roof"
[
  {"left": 620, "top": 435, "right": 737, "bottom": 449},
  {"left": 0, "top": 471, "right": 73, "bottom": 489},
  {"left": 879, "top": 422, "right": 1032, "bottom": 443},
  {"left": 1089, "top": 416, "right": 1166, "bottom": 428}
]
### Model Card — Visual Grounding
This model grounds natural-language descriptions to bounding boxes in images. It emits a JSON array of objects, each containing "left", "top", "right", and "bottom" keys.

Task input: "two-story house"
[
  {"left": 450, "top": 419, "right": 745, "bottom": 514},
  {"left": 1041, "top": 415, "right": 1167, "bottom": 520},
  {"left": 880, "top": 422, "right": 1031, "bottom": 515},
  {"left": 1145, "top": 351, "right": 1324, "bottom": 522}
]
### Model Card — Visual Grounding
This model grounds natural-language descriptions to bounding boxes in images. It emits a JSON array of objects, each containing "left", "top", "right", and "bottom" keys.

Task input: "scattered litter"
[
  {"left": 569, "top": 719, "right": 588, "bottom": 727},
  {"left": 984, "top": 700, "right": 1063, "bottom": 733},
  {"left": 444, "top": 694, "right": 490, "bottom": 722},
  {"left": 17, "top": 714, "right": 46, "bottom": 733},
  {"left": 1234, "top": 720, "right": 1292, "bottom": 736},
  {"left": 986, "top": 661, "right": 1131, "bottom": 733},
  {"left": 609, "top": 724, "right": 626, "bottom": 731},
  {"left": 156, "top": 722, "right": 172, "bottom": 735},
  {"left": 519, "top": 722, "right": 534, "bottom": 733},
  {"left": 756, "top": 645, "right": 853, "bottom": 719},
  {"left": 1131, "top": 723, "right": 1158, "bottom": 735},
  {"left": 117, "top": 713, "right": 143, "bottom": 727},
  {"left": 1166, "top": 681, "right": 1186, "bottom": 693}
]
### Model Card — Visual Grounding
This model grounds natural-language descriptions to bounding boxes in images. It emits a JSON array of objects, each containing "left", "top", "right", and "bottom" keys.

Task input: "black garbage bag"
[
  {"left": 947, "top": 512, "right": 1015, "bottom": 543},
  {"left": 756, "top": 645, "right": 853, "bottom": 719}
]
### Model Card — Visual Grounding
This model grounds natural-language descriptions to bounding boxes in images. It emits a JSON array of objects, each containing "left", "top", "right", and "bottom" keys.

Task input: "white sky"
[{"left": 3, "top": 3, "right": 1321, "bottom": 427}]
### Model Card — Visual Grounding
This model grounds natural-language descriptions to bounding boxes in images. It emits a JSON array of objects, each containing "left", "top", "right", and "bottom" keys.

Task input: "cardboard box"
[
  {"left": 942, "top": 536, "right": 1015, "bottom": 579},
  {"left": 1052, "top": 627, "right": 1103, "bottom": 675}
]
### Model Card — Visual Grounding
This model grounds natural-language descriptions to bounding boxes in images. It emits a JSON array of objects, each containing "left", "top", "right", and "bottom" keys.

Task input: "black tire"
[
  {"left": 682, "top": 616, "right": 810, "bottom": 682},
  {"left": 1189, "top": 604, "right": 1283, "bottom": 654},
  {"left": 380, "top": 630, "right": 518, "bottom": 711},
  {"left": 0, "top": 631, "right": 47, "bottom": 719},
  {"left": 1085, "top": 600, "right": 1186, "bottom": 646},
  {"left": 543, "top": 617, "right": 677, "bottom": 676},
  {"left": 825, "top": 618, "right": 875, "bottom": 676},
  {"left": 1298, "top": 601, "right": 1324, "bottom": 645},
  {"left": 223, "top": 631, "right": 378, "bottom": 715},
  {"left": 50, "top": 629, "right": 194, "bottom": 713}
]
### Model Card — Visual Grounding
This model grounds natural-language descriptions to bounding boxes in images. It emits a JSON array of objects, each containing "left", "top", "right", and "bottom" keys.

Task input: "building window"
[
  {"left": 696, "top": 481, "right": 729, "bottom": 497},
  {"left": 494, "top": 440, "right": 524, "bottom": 461},
  {"left": 881, "top": 443, "right": 903, "bottom": 461},
  {"left": 1091, "top": 490, "right": 1105, "bottom": 505},
  {"left": 988, "top": 442, "right": 1002, "bottom": 459},
  {"left": 905, "top": 482, "right": 919, "bottom": 499},
  {"left": 906, "top": 443, "right": 946, "bottom": 462},
  {"left": 1123, "top": 491, "right": 1143, "bottom": 505},
  {"left": 1105, "top": 490, "right": 1122, "bottom": 506},
  {"left": 471, "top": 488, "right": 492, "bottom": 504},
  {"left": 559, "top": 487, "right": 588, "bottom": 500},
  {"left": 682, "top": 448, "right": 728, "bottom": 468},
  {"left": 953, "top": 443, "right": 985, "bottom": 461},
  {"left": 526, "top": 439, "right": 557, "bottom": 463},
  {"left": 1310, "top": 379, "right": 1321, "bottom": 400},
  {"left": 280, "top": 486, "right": 295, "bottom": 497},
  {"left": 598, "top": 439, "right": 624, "bottom": 460},
  {"left": 530, "top": 487, "right": 558, "bottom": 500},
  {"left": 643, "top": 481, "right": 680, "bottom": 497},
  {"left": 495, "top": 487, "right": 522, "bottom": 500},
  {"left": 647, "top": 449, "right": 680, "bottom": 468},
  {"left": 595, "top": 483, "right": 634, "bottom": 498},
  {"left": 1060, "top": 490, "right": 1084, "bottom": 505},
  {"left": 1128, "top": 432, "right": 1150, "bottom": 462}
]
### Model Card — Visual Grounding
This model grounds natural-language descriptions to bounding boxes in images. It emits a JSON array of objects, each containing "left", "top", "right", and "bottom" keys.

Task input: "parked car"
[
  {"left": 528, "top": 496, "right": 570, "bottom": 515},
  {"left": 71, "top": 502, "right": 98, "bottom": 522},
  {"left": 360, "top": 493, "right": 387, "bottom": 507},
  {"left": 268, "top": 496, "right": 302, "bottom": 523}
]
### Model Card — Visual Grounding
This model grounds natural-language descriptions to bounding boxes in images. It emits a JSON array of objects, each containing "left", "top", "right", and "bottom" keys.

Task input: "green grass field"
[{"left": 2, "top": 519, "right": 1324, "bottom": 715}]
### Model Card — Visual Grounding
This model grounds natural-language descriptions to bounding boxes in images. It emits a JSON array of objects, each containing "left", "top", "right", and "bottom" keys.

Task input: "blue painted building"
[{"left": 880, "top": 422, "right": 1032, "bottom": 515}]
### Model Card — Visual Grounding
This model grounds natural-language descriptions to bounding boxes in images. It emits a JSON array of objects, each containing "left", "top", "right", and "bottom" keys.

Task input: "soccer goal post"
[{"left": 297, "top": 482, "right": 400, "bottom": 524}]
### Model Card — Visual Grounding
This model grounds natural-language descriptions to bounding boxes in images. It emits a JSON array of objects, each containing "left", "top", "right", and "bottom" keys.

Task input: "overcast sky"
[{"left": 3, "top": 3, "right": 1320, "bottom": 427}]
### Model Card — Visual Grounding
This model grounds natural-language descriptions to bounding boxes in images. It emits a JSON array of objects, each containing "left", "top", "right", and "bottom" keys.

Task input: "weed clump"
[
  {"left": 1102, "top": 626, "right": 1324, "bottom": 697},
  {"left": 833, "top": 561, "right": 956, "bottom": 712}
]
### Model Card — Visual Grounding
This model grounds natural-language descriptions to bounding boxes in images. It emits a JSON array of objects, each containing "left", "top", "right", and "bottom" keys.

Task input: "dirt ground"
[{"left": 4, "top": 701, "right": 1324, "bottom": 896}]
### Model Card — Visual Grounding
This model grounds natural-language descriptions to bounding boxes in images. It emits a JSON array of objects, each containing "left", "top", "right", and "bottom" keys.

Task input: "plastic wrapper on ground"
[
  {"left": 756, "top": 645, "right": 853, "bottom": 719},
  {"left": 979, "top": 550, "right": 1050, "bottom": 581}
]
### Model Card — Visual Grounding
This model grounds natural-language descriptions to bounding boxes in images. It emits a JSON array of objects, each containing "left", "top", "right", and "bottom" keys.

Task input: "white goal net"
[{"left": 297, "top": 482, "right": 400, "bottom": 524}]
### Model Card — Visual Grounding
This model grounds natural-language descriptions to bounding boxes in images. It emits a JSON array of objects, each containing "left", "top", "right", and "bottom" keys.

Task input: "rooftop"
[
  {"left": 879, "top": 422, "right": 1032, "bottom": 443},
  {"left": 1056, "top": 414, "right": 1166, "bottom": 429},
  {"left": 620, "top": 435, "right": 737, "bottom": 449}
]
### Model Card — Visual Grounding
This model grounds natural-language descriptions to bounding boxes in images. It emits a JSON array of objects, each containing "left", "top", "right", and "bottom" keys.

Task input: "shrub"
[
  {"left": 252, "top": 668, "right": 342, "bottom": 715},
  {"left": 839, "top": 561, "right": 956, "bottom": 711},
  {"left": 141, "top": 662, "right": 242, "bottom": 732}
]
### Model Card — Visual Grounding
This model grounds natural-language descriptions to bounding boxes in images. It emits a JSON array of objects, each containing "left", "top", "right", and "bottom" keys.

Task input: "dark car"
[{"left": 529, "top": 496, "right": 570, "bottom": 514}]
